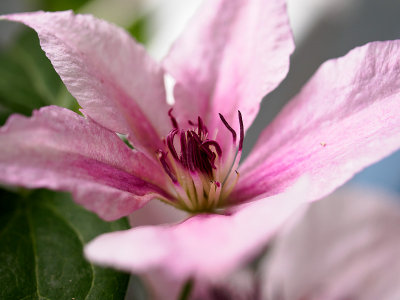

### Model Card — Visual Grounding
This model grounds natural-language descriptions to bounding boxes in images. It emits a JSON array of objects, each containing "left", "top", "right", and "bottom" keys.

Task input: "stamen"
[
  {"left": 186, "top": 178, "right": 198, "bottom": 208},
  {"left": 168, "top": 108, "right": 179, "bottom": 129},
  {"left": 238, "top": 111, "right": 244, "bottom": 151},
  {"left": 207, "top": 181, "right": 219, "bottom": 208},
  {"left": 219, "top": 113, "right": 237, "bottom": 144},
  {"left": 192, "top": 174, "right": 205, "bottom": 208},
  {"left": 198, "top": 116, "right": 204, "bottom": 134},
  {"left": 189, "top": 118, "right": 209, "bottom": 135},
  {"left": 176, "top": 186, "right": 196, "bottom": 211},
  {"left": 186, "top": 132, "right": 196, "bottom": 172},
  {"left": 156, "top": 150, "right": 177, "bottom": 183},
  {"left": 180, "top": 131, "right": 188, "bottom": 168},
  {"left": 221, "top": 170, "right": 240, "bottom": 200},
  {"left": 209, "top": 152, "right": 217, "bottom": 169},
  {"left": 191, "top": 131, "right": 202, "bottom": 144},
  {"left": 201, "top": 140, "right": 222, "bottom": 157},
  {"left": 159, "top": 111, "right": 245, "bottom": 213},
  {"left": 166, "top": 129, "right": 179, "bottom": 161}
]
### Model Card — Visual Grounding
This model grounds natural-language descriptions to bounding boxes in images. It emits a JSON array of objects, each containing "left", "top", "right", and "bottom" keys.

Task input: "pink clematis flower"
[{"left": 1, "top": 0, "right": 400, "bottom": 281}]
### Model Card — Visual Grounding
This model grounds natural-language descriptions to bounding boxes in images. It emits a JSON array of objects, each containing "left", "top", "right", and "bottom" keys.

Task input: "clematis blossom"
[{"left": 1, "top": 0, "right": 400, "bottom": 281}]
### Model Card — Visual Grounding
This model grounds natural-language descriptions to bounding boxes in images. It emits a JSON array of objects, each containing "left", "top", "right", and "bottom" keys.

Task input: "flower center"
[{"left": 157, "top": 109, "right": 244, "bottom": 213}]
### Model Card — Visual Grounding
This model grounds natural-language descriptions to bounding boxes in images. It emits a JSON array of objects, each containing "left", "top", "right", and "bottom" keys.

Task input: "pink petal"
[
  {"left": 192, "top": 268, "right": 258, "bottom": 300},
  {"left": 127, "top": 201, "right": 189, "bottom": 300},
  {"left": 128, "top": 198, "right": 187, "bottom": 227},
  {"left": 2, "top": 11, "right": 171, "bottom": 156},
  {"left": 85, "top": 179, "right": 308, "bottom": 279},
  {"left": 139, "top": 270, "right": 184, "bottom": 300},
  {"left": 235, "top": 40, "right": 400, "bottom": 204},
  {"left": 263, "top": 187, "right": 400, "bottom": 300},
  {"left": 0, "top": 106, "right": 170, "bottom": 220},
  {"left": 164, "top": 0, "right": 294, "bottom": 136}
]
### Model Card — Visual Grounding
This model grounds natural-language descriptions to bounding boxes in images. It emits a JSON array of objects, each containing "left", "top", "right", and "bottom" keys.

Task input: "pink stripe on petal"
[
  {"left": 2, "top": 11, "right": 171, "bottom": 157},
  {"left": 0, "top": 106, "right": 170, "bottom": 220},
  {"left": 234, "top": 40, "right": 400, "bottom": 204},
  {"left": 164, "top": 0, "right": 294, "bottom": 137},
  {"left": 85, "top": 179, "right": 308, "bottom": 279}
]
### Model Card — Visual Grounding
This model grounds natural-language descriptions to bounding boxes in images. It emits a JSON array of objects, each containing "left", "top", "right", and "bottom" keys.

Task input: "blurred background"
[
  {"left": 1, "top": 0, "right": 399, "bottom": 195},
  {"left": 0, "top": 0, "right": 400, "bottom": 299}
]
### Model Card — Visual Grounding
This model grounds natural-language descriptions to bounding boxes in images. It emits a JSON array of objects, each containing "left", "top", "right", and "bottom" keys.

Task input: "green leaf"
[
  {"left": 127, "top": 15, "right": 149, "bottom": 46},
  {"left": 39, "top": 0, "right": 92, "bottom": 12},
  {"left": 0, "top": 28, "right": 79, "bottom": 126},
  {"left": 0, "top": 188, "right": 132, "bottom": 300}
]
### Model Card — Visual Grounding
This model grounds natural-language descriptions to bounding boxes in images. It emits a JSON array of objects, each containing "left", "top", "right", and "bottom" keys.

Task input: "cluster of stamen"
[{"left": 157, "top": 109, "right": 244, "bottom": 213}]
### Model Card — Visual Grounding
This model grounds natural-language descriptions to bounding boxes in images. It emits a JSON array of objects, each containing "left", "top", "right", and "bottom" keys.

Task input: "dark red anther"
[
  {"left": 238, "top": 111, "right": 244, "bottom": 151},
  {"left": 191, "top": 130, "right": 202, "bottom": 144},
  {"left": 186, "top": 132, "right": 196, "bottom": 172},
  {"left": 209, "top": 152, "right": 217, "bottom": 169},
  {"left": 198, "top": 116, "right": 209, "bottom": 136},
  {"left": 198, "top": 116, "right": 203, "bottom": 133},
  {"left": 200, "top": 143, "right": 214, "bottom": 158},
  {"left": 180, "top": 131, "right": 188, "bottom": 168},
  {"left": 199, "top": 144, "right": 217, "bottom": 170},
  {"left": 219, "top": 113, "right": 237, "bottom": 144},
  {"left": 156, "top": 150, "right": 177, "bottom": 183},
  {"left": 164, "top": 111, "right": 230, "bottom": 179},
  {"left": 189, "top": 118, "right": 209, "bottom": 135},
  {"left": 168, "top": 108, "right": 179, "bottom": 129},
  {"left": 192, "top": 136, "right": 203, "bottom": 170},
  {"left": 166, "top": 129, "right": 179, "bottom": 161},
  {"left": 201, "top": 140, "right": 222, "bottom": 157}
]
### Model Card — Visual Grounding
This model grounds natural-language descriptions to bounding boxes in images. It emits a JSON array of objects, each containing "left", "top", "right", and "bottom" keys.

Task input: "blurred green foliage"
[
  {"left": 127, "top": 14, "right": 149, "bottom": 45},
  {"left": 38, "top": 0, "right": 92, "bottom": 12},
  {"left": 0, "top": 189, "right": 131, "bottom": 300},
  {"left": 0, "top": 29, "right": 78, "bottom": 125}
]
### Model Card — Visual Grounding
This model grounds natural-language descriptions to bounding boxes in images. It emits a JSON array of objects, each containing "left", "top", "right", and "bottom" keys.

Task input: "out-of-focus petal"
[
  {"left": 263, "top": 187, "right": 400, "bottom": 300},
  {"left": 192, "top": 268, "right": 259, "bottom": 300},
  {"left": 2, "top": 11, "right": 171, "bottom": 156},
  {"left": 235, "top": 40, "right": 400, "bottom": 204},
  {"left": 0, "top": 106, "right": 170, "bottom": 220},
  {"left": 126, "top": 201, "right": 188, "bottom": 300},
  {"left": 164, "top": 0, "right": 294, "bottom": 137},
  {"left": 85, "top": 179, "right": 308, "bottom": 280},
  {"left": 128, "top": 198, "right": 188, "bottom": 228}
]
